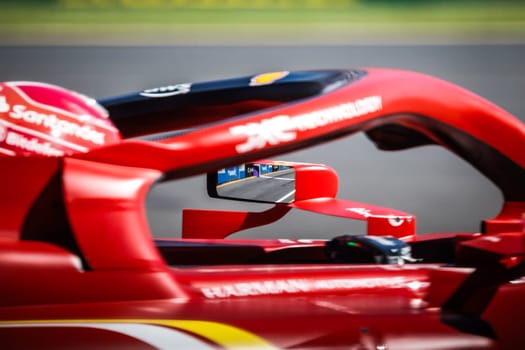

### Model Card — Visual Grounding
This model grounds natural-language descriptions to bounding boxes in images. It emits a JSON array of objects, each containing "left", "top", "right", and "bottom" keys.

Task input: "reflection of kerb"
[
  {"left": 216, "top": 167, "right": 294, "bottom": 189},
  {"left": 216, "top": 172, "right": 261, "bottom": 189},
  {"left": 217, "top": 164, "right": 292, "bottom": 186},
  {"left": 262, "top": 168, "right": 294, "bottom": 177}
]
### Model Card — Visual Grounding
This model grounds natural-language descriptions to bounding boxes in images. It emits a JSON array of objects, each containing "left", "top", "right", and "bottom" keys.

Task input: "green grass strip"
[{"left": 1, "top": 1, "right": 524, "bottom": 43}]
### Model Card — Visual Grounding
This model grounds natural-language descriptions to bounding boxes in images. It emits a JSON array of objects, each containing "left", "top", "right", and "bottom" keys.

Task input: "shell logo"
[{"left": 250, "top": 71, "right": 289, "bottom": 86}]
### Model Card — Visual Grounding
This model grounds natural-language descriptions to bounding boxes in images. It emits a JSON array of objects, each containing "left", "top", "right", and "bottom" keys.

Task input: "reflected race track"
[
  {"left": 218, "top": 169, "right": 296, "bottom": 203},
  {"left": 1, "top": 45, "right": 524, "bottom": 237}
]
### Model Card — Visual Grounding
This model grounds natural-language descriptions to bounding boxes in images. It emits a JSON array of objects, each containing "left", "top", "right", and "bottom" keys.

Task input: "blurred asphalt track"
[{"left": 1, "top": 44, "right": 524, "bottom": 238}]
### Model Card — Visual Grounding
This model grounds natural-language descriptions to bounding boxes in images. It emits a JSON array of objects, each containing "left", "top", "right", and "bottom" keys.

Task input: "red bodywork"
[{"left": 0, "top": 68, "right": 524, "bottom": 349}]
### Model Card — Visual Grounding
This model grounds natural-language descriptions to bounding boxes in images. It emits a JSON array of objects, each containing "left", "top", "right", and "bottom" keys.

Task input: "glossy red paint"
[
  {"left": 75, "top": 69, "right": 524, "bottom": 174},
  {"left": 0, "top": 69, "right": 524, "bottom": 349},
  {"left": 0, "top": 157, "right": 60, "bottom": 240}
]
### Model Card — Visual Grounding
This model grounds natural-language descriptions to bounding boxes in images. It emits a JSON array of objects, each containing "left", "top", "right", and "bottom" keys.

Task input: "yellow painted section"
[{"left": 0, "top": 319, "right": 279, "bottom": 349}]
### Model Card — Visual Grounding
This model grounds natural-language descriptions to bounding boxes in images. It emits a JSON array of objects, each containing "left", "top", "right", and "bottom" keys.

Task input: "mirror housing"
[
  {"left": 194, "top": 161, "right": 415, "bottom": 240},
  {"left": 207, "top": 161, "right": 338, "bottom": 204}
]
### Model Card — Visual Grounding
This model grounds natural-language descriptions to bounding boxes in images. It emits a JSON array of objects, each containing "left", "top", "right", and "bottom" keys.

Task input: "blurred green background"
[{"left": 1, "top": 0, "right": 524, "bottom": 44}]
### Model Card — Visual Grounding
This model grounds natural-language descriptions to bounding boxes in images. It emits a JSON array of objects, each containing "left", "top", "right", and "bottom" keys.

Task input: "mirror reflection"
[{"left": 216, "top": 163, "right": 296, "bottom": 203}]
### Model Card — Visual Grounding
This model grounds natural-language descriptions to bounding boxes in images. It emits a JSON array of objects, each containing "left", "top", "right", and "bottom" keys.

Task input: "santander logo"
[
  {"left": 8, "top": 103, "right": 106, "bottom": 146},
  {"left": 0, "top": 82, "right": 121, "bottom": 156}
]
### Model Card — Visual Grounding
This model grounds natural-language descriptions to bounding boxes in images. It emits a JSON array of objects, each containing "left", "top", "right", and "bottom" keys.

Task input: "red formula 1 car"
[{"left": 0, "top": 68, "right": 524, "bottom": 349}]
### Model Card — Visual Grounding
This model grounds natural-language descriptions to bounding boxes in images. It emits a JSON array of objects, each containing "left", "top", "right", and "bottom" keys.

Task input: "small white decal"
[
  {"left": 0, "top": 96, "right": 9, "bottom": 113},
  {"left": 140, "top": 83, "right": 191, "bottom": 98},
  {"left": 0, "top": 124, "right": 6, "bottom": 142}
]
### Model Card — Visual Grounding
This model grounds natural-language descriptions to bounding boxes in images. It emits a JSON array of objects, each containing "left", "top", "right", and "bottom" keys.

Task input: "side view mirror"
[
  {"left": 207, "top": 161, "right": 338, "bottom": 203},
  {"left": 194, "top": 160, "right": 415, "bottom": 240}
]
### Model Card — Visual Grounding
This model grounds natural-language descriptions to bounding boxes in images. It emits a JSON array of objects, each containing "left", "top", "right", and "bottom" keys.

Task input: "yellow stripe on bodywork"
[
  {"left": 0, "top": 319, "right": 278, "bottom": 350},
  {"left": 156, "top": 320, "right": 278, "bottom": 349}
]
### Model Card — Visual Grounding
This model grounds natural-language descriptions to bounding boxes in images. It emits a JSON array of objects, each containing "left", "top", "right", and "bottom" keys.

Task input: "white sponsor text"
[
  {"left": 230, "top": 96, "right": 382, "bottom": 153},
  {"left": 5, "top": 130, "right": 64, "bottom": 156},
  {"left": 200, "top": 276, "right": 410, "bottom": 299},
  {"left": 140, "top": 83, "right": 191, "bottom": 98},
  {"left": 9, "top": 104, "right": 105, "bottom": 145}
]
